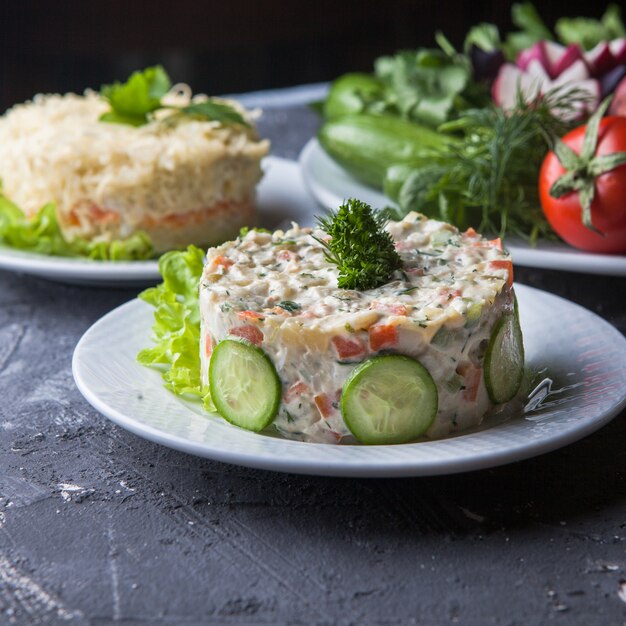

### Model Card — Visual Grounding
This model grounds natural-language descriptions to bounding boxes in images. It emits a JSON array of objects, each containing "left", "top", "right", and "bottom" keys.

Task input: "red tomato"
[{"left": 539, "top": 116, "right": 626, "bottom": 253}]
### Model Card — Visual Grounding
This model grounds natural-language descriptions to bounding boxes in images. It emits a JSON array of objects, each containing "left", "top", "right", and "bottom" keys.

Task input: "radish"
[
  {"left": 492, "top": 64, "right": 543, "bottom": 109},
  {"left": 517, "top": 42, "right": 585, "bottom": 79},
  {"left": 585, "top": 39, "right": 626, "bottom": 76},
  {"left": 601, "top": 65, "right": 626, "bottom": 97},
  {"left": 586, "top": 42, "right": 614, "bottom": 76},
  {"left": 552, "top": 59, "right": 591, "bottom": 84},
  {"left": 610, "top": 39, "right": 626, "bottom": 65},
  {"left": 494, "top": 55, "right": 599, "bottom": 120},
  {"left": 552, "top": 44, "right": 586, "bottom": 78},
  {"left": 542, "top": 41, "right": 567, "bottom": 78},
  {"left": 517, "top": 42, "right": 549, "bottom": 74}
]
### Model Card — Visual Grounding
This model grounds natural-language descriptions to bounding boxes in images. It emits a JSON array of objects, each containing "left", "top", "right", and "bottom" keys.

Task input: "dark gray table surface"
[{"left": 1, "top": 101, "right": 626, "bottom": 626}]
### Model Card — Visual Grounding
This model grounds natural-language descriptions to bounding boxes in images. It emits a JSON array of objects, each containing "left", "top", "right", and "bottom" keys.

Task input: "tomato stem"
[{"left": 549, "top": 95, "right": 626, "bottom": 236}]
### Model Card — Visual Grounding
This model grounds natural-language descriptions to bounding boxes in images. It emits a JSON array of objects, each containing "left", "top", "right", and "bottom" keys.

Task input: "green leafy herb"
[
  {"left": 464, "top": 23, "right": 501, "bottom": 53},
  {"left": 315, "top": 199, "right": 402, "bottom": 290},
  {"left": 181, "top": 101, "right": 248, "bottom": 127},
  {"left": 137, "top": 246, "right": 213, "bottom": 410},
  {"left": 503, "top": 3, "right": 552, "bottom": 59},
  {"left": 276, "top": 300, "right": 301, "bottom": 312},
  {"left": 374, "top": 48, "right": 478, "bottom": 127},
  {"left": 238, "top": 226, "right": 271, "bottom": 237},
  {"left": 100, "top": 66, "right": 248, "bottom": 128},
  {"left": 555, "top": 4, "right": 625, "bottom": 50},
  {"left": 0, "top": 192, "right": 154, "bottom": 260},
  {"left": 100, "top": 66, "right": 171, "bottom": 126},
  {"left": 396, "top": 90, "right": 579, "bottom": 242}
]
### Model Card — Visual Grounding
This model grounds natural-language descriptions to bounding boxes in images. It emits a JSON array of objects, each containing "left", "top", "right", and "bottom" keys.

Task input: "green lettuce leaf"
[
  {"left": 137, "top": 246, "right": 213, "bottom": 410},
  {"left": 0, "top": 193, "right": 155, "bottom": 260}
]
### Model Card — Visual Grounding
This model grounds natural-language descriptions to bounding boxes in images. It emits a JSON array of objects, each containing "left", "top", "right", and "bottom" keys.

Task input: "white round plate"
[
  {"left": 72, "top": 284, "right": 626, "bottom": 477},
  {"left": 299, "top": 138, "right": 626, "bottom": 277},
  {"left": 0, "top": 156, "right": 317, "bottom": 287}
]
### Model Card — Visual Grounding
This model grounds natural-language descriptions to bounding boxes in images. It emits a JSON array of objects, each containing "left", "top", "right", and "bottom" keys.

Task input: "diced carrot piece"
[
  {"left": 205, "top": 335, "right": 214, "bottom": 357},
  {"left": 237, "top": 310, "right": 265, "bottom": 321},
  {"left": 229, "top": 325, "right": 263, "bottom": 346},
  {"left": 369, "top": 324, "right": 398, "bottom": 351},
  {"left": 457, "top": 363, "right": 482, "bottom": 402},
  {"left": 371, "top": 301, "right": 408, "bottom": 316},
  {"left": 464, "top": 227, "right": 478, "bottom": 237},
  {"left": 277, "top": 249, "right": 297, "bottom": 261},
  {"left": 488, "top": 237, "right": 503, "bottom": 250},
  {"left": 331, "top": 335, "right": 365, "bottom": 360},
  {"left": 314, "top": 393, "right": 335, "bottom": 418},
  {"left": 212, "top": 255, "right": 234, "bottom": 270},
  {"left": 442, "top": 288, "right": 463, "bottom": 301},
  {"left": 284, "top": 381, "right": 309, "bottom": 403},
  {"left": 490, "top": 259, "right": 514, "bottom": 287},
  {"left": 89, "top": 204, "right": 120, "bottom": 224}
]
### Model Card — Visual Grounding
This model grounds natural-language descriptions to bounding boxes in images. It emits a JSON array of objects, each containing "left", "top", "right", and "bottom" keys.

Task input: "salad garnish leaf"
[
  {"left": 181, "top": 101, "right": 248, "bottom": 127},
  {"left": 463, "top": 23, "right": 501, "bottom": 53},
  {"left": 276, "top": 300, "right": 301, "bottom": 312},
  {"left": 374, "top": 49, "right": 476, "bottom": 127},
  {"left": 238, "top": 226, "right": 271, "bottom": 237},
  {"left": 100, "top": 66, "right": 171, "bottom": 127},
  {"left": 0, "top": 191, "right": 154, "bottom": 260},
  {"left": 137, "top": 246, "right": 213, "bottom": 410},
  {"left": 315, "top": 199, "right": 402, "bottom": 291},
  {"left": 100, "top": 66, "right": 249, "bottom": 128},
  {"left": 555, "top": 4, "right": 626, "bottom": 50}
]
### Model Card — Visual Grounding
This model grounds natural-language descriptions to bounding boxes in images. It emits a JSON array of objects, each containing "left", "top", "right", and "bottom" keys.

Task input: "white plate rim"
[
  {"left": 72, "top": 284, "right": 626, "bottom": 477},
  {"left": 298, "top": 138, "right": 626, "bottom": 277}
]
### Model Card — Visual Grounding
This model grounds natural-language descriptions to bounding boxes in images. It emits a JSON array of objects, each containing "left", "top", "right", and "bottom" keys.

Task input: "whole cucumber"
[
  {"left": 324, "top": 73, "right": 386, "bottom": 119},
  {"left": 384, "top": 163, "right": 424, "bottom": 202},
  {"left": 318, "top": 114, "right": 454, "bottom": 189}
]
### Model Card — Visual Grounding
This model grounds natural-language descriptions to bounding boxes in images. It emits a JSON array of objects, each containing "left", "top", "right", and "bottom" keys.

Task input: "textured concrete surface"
[{"left": 1, "top": 104, "right": 626, "bottom": 625}]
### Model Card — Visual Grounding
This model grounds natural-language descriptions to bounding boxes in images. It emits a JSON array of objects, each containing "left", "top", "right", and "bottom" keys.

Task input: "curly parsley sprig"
[{"left": 314, "top": 199, "right": 402, "bottom": 291}]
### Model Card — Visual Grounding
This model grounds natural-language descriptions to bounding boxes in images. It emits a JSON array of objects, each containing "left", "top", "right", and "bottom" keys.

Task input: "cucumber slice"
[
  {"left": 484, "top": 313, "right": 524, "bottom": 404},
  {"left": 341, "top": 355, "right": 438, "bottom": 445},
  {"left": 209, "top": 339, "right": 281, "bottom": 432}
]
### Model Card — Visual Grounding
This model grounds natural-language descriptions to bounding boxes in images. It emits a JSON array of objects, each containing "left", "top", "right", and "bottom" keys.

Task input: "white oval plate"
[
  {"left": 0, "top": 157, "right": 317, "bottom": 287},
  {"left": 72, "top": 284, "right": 626, "bottom": 477},
  {"left": 299, "top": 138, "right": 626, "bottom": 277}
]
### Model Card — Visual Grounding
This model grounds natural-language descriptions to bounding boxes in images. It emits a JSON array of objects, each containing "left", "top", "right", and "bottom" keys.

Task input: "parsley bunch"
[
  {"left": 315, "top": 199, "right": 402, "bottom": 291},
  {"left": 100, "top": 66, "right": 248, "bottom": 128}
]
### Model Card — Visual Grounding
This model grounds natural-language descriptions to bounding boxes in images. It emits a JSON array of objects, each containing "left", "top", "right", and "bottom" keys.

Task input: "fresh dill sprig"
[
  {"left": 314, "top": 199, "right": 402, "bottom": 291},
  {"left": 398, "top": 88, "right": 585, "bottom": 243}
]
